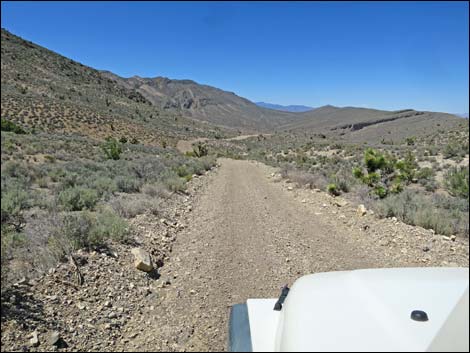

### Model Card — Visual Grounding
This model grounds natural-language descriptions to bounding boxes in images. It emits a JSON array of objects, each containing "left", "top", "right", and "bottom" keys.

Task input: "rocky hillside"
[
  {"left": 280, "top": 105, "right": 463, "bottom": 142},
  {"left": 1, "top": 29, "right": 229, "bottom": 146},
  {"left": 2, "top": 28, "right": 462, "bottom": 140},
  {"left": 101, "top": 72, "right": 297, "bottom": 131}
]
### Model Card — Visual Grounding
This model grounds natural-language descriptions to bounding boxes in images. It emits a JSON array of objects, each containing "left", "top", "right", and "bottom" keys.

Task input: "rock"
[
  {"left": 313, "top": 188, "right": 321, "bottom": 192},
  {"left": 130, "top": 248, "right": 153, "bottom": 272},
  {"left": 450, "top": 235, "right": 457, "bottom": 241},
  {"left": 287, "top": 186, "right": 293, "bottom": 191},
  {"left": 76, "top": 302, "right": 86, "bottom": 310},
  {"left": 29, "top": 331, "right": 40, "bottom": 347},
  {"left": 357, "top": 204, "right": 367, "bottom": 216},
  {"left": 49, "top": 331, "right": 60, "bottom": 346},
  {"left": 301, "top": 199, "right": 307, "bottom": 203},
  {"left": 108, "top": 312, "right": 118, "bottom": 319},
  {"left": 442, "top": 236, "right": 451, "bottom": 241},
  {"left": 9, "top": 295, "right": 16, "bottom": 305},
  {"left": 15, "top": 277, "right": 28, "bottom": 287},
  {"left": 422, "top": 246, "right": 430, "bottom": 252},
  {"left": 333, "top": 198, "right": 348, "bottom": 207}
]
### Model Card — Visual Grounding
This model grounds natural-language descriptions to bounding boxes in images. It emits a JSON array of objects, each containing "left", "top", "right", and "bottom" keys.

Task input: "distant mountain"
[
  {"left": 455, "top": 113, "right": 469, "bottom": 119},
  {"left": 280, "top": 105, "right": 463, "bottom": 142},
  {"left": 255, "top": 102, "right": 314, "bottom": 113},
  {"left": 101, "top": 73, "right": 297, "bottom": 131},
  {"left": 1, "top": 28, "right": 464, "bottom": 142}
]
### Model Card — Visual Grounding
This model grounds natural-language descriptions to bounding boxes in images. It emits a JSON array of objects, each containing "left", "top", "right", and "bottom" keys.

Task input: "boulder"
[
  {"left": 49, "top": 331, "right": 60, "bottom": 346},
  {"left": 357, "top": 204, "right": 367, "bottom": 216},
  {"left": 29, "top": 331, "right": 39, "bottom": 347},
  {"left": 131, "top": 248, "right": 153, "bottom": 272},
  {"left": 333, "top": 198, "right": 348, "bottom": 207}
]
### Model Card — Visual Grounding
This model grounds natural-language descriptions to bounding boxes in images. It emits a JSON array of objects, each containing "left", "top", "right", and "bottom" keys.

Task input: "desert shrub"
[
  {"left": 164, "top": 175, "right": 186, "bottom": 192},
  {"left": 1, "top": 185, "right": 29, "bottom": 231},
  {"left": 199, "top": 155, "right": 217, "bottom": 170},
  {"left": 395, "top": 152, "right": 418, "bottom": 182},
  {"left": 109, "top": 195, "right": 159, "bottom": 218},
  {"left": 58, "top": 186, "right": 99, "bottom": 211},
  {"left": 354, "top": 148, "right": 417, "bottom": 197},
  {"left": 115, "top": 175, "right": 141, "bottom": 193},
  {"left": 101, "top": 137, "right": 122, "bottom": 160},
  {"left": 48, "top": 167, "right": 67, "bottom": 182},
  {"left": 141, "top": 182, "right": 171, "bottom": 198},
  {"left": 1, "top": 118, "right": 26, "bottom": 134},
  {"left": 327, "top": 183, "right": 341, "bottom": 196},
  {"left": 375, "top": 190, "right": 468, "bottom": 237},
  {"left": 37, "top": 177, "right": 49, "bottom": 188},
  {"left": 445, "top": 166, "right": 469, "bottom": 199},
  {"left": 364, "top": 148, "right": 387, "bottom": 172},
  {"left": 119, "top": 136, "right": 128, "bottom": 144},
  {"left": 193, "top": 142, "right": 208, "bottom": 157},
  {"left": 373, "top": 185, "right": 388, "bottom": 198},
  {"left": 176, "top": 165, "right": 190, "bottom": 178},
  {"left": 416, "top": 167, "right": 434, "bottom": 182},
  {"left": 2, "top": 160, "right": 31, "bottom": 181},
  {"left": 1, "top": 225, "right": 27, "bottom": 289},
  {"left": 443, "top": 142, "right": 461, "bottom": 159},
  {"left": 59, "top": 208, "right": 129, "bottom": 250},
  {"left": 44, "top": 155, "right": 56, "bottom": 163},
  {"left": 89, "top": 176, "right": 118, "bottom": 197},
  {"left": 89, "top": 208, "right": 129, "bottom": 244}
]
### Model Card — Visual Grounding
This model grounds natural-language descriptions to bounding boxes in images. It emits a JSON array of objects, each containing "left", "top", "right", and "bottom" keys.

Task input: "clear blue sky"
[{"left": 1, "top": 1, "right": 469, "bottom": 113}]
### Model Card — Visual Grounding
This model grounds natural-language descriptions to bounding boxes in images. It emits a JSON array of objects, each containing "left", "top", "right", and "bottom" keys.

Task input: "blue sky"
[{"left": 1, "top": 1, "right": 469, "bottom": 113}]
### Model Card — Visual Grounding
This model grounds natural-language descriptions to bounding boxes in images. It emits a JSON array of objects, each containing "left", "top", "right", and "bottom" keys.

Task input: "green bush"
[
  {"left": 354, "top": 148, "right": 418, "bottom": 198},
  {"left": 405, "top": 136, "right": 416, "bottom": 146},
  {"left": 101, "top": 137, "right": 122, "bottom": 160},
  {"left": 89, "top": 208, "right": 129, "bottom": 245},
  {"left": 327, "top": 183, "right": 340, "bottom": 196},
  {"left": 90, "top": 176, "right": 118, "bottom": 197},
  {"left": 58, "top": 186, "right": 99, "bottom": 211},
  {"left": 193, "top": 143, "right": 208, "bottom": 157},
  {"left": 364, "top": 148, "right": 387, "bottom": 172},
  {"left": 445, "top": 167, "right": 469, "bottom": 199},
  {"left": 352, "top": 167, "right": 363, "bottom": 179},
  {"left": 1, "top": 118, "right": 26, "bottom": 134},
  {"left": 60, "top": 208, "right": 129, "bottom": 250},
  {"left": 374, "top": 185, "right": 388, "bottom": 198}
]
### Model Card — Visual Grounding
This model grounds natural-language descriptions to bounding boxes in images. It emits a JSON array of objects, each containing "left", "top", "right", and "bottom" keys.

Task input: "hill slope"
[
  {"left": 101, "top": 72, "right": 297, "bottom": 131},
  {"left": 1, "top": 29, "right": 227, "bottom": 146},
  {"left": 1, "top": 28, "right": 463, "bottom": 141},
  {"left": 280, "top": 105, "right": 463, "bottom": 142}
]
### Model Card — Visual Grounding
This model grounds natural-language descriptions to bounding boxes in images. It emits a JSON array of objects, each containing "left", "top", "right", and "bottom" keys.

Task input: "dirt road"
[{"left": 128, "top": 158, "right": 468, "bottom": 352}]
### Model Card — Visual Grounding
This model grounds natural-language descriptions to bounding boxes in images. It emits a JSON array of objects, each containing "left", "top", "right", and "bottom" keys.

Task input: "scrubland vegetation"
[
  {"left": 1, "top": 125, "right": 216, "bottom": 287},
  {"left": 209, "top": 126, "right": 469, "bottom": 238}
]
